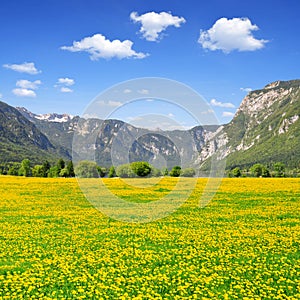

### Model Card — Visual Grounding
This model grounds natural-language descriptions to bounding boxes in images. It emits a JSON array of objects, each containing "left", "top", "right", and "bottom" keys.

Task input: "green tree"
[
  {"left": 130, "top": 161, "right": 152, "bottom": 177},
  {"left": 59, "top": 167, "right": 69, "bottom": 178},
  {"left": 57, "top": 158, "right": 65, "bottom": 172},
  {"left": 32, "top": 165, "right": 44, "bottom": 177},
  {"left": 250, "top": 164, "right": 263, "bottom": 177},
  {"left": 116, "top": 164, "right": 135, "bottom": 178},
  {"left": 97, "top": 166, "right": 107, "bottom": 178},
  {"left": 230, "top": 167, "right": 241, "bottom": 178},
  {"left": 261, "top": 166, "right": 270, "bottom": 178},
  {"left": 74, "top": 161, "right": 99, "bottom": 178},
  {"left": 170, "top": 166, "right": 181, "bottom": 177},
  {"left": 163, "top": 168, "right": 169, "bottom": 176},
  {"left": 7, "top": 162, "right": 21, "bottom": 176},
  {"left": 250, "top": 164, "right": 270, "bottom": 178},
  {"left": 42, "top": 160, "right": 51, "bottom": 177},
  {"left": 19, "top": 159, "right": 31, "bottom": 177},
  {"left": 66, "top": 161, "right": 75, "bottom": 177},
  {"left": 48, "top": 166, "right": 60, "bottom": 178},
  {"left": 273, "top": 162, "right": 285, "bottom": 177},
  {"left": 181, "top": 168, "right": 196, "bottom": 177},
  {"left": 108, "top": 166, "right": 116, "bottom": 178}
]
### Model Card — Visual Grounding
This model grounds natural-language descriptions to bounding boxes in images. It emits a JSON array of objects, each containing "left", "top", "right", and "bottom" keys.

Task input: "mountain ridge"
[
  {"left": 0, "top": 101, "right": 70, "bottom": 163},
  {"left": 0, "top": 78, "right": 299, "bottom": 170}
]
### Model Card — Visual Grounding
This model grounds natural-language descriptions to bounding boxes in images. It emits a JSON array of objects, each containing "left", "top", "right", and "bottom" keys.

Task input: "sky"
[{"left": 0, "top": 0, "right": 299, "bottom": 129}]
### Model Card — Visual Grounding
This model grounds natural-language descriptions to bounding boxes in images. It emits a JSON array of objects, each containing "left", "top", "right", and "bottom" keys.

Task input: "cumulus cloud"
[
  {"left": 210, "top": 98, "right": 235, "bottom": 108},
  {"left": 60, "top": 87, "right": 73, "bottom": 93},
  {"left": 16, "top": 79, "right": 41, "bottom": 90},
  {"left": 200, "top": 109, "right": 214, "bottom": 115},
  {"left": 57, "top": 77, "right": 75, "bottom": 86},
  {"left": 13, "top": 88, "right": 36, "bottom": 97},
  {"left": 61, "top": 33, "right": 147, "bottom": 60},
  {"left": 98, "top": 100, "right": 122, "bottom": 107},
  {"left": 198, "top": 17, "right": 268, "bottom": 53},
  {"left": 130, "top": 11, "right": 186, "bottom": 41},
  {"left": 13, "top": 79, "right": 41, "bottom": 97},
  {"left": 3, "top": 62, "right": 41, "bottom": 74},
  {"left": 127, "top": 116, "right": 143, "bottom": 122},
  {"left": 138, "top": 89, "right": 149, "bottom": 95},
  {"left": 240, "top": 87, "right": 253, "bottom": 92},
  {"left": 55, "top": 77, "right": 75, "bottom": 93},
  {"left": 222, "top": 111, "right": 235, "bottom": 117},
  {"left": 123, "top": 89, "right": 132, "bottom": 94}
]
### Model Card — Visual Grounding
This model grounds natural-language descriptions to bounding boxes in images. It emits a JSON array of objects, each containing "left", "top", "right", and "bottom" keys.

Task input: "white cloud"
[
  {"left": 240, "top": 87, "right": 253, "bottom": 92},
  {"left": 60, "top": 87, "right": 73, "bottom": 93},
  {"left": 13, "top": 79, "right": 41, "bottom": 97},
  {"left": 61, "top": 33, "right": 148, "bottom": 60},
  {"left": 98, "top": 100, "right": 122, "bottom": 107},
  {"left": 13, "top": 88, "right": 36, "bottom": 97},
  {"left": 222, "top": 111, "right": 235, "bottom": 117},
  {"left": 58, "top": 77, "right": 75, "bottom": 86},
  {"left": 210, "top": 98, "right": 235, "bottom": 108},
  {"left": 127, "top": 116, "right": 143, "bottom": 122},
  {"left": 3, "top": 62, "right": 41, "bottom": 74},
  {"left": 138, "top": 89, "right": 149, "bottom": 95},
  {"left": 168, "top": 113, "right": 174, "bottom": 117},
  {"left": 16, "top": 79, "right": 41, "bottom": 90},
  {"left": 198, "top": 17, "right": 268, "bottom": 53},
  {"left": 82, "top": 113, "right": 99, "bottom": 119},
  {"left": 123, "top": 89, "right": 132, "bottom": 94},
  {"left": 200, "top": 109, "right": 214, "bottom": 115},
  {"left": 130, "top": 11, "right": 186, "bottom": 42}
]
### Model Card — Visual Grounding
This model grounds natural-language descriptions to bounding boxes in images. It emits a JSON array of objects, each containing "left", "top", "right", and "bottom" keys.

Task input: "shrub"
[
  {"left": 170, "top": 166, "right": 181, "bottom": 177},
  {"left": 181, "top": 168, "right": 196, "bottom": 177},
  {"left": 116, "top": 164, "right": 135, "bottom": 178},
  {"left": 130, "top": 161, "right": 152, "bottom": 177},
  {"left": 74, "top": 161, "right": 99, "bottom": 178}
]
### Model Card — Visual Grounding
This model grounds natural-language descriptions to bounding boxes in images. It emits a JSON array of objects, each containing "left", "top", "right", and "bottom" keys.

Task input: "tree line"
[
  {"left": 227, "top": 162, "right": 300, "bottom": 178},
  {"left": 0, "top": 159, "right": 196, "bottom": 178},
  {"left": 0, "top": 159, "right": 75, "bottom": 178},
  {"left": 73, "top": 161, "right": 196, "bottom": 178},
  {"left": 1, "top": 159, "right": 299, "bottom": 178}
]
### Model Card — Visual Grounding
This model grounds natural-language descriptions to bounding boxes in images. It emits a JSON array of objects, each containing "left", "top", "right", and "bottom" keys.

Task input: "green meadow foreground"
[{"left": 0, "top": 176, "right": 299, "bottom": 299}]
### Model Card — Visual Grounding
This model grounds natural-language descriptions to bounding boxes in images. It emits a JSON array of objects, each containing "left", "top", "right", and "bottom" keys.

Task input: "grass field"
[{"left": 0, "top": 176, "right": 299, "bottom": 299}]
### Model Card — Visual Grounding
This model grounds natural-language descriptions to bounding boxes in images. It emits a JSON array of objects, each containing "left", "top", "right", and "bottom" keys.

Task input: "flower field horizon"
[{"left": 0, "top": 176, "right": 299, "bottom": 299}]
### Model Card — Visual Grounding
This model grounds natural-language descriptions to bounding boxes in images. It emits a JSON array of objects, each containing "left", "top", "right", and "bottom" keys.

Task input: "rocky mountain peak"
[
  {"left": 16, "top": 107, "right": 74, "bottom": 123},
  {"left": 264, "top": 80, "right": 281, "bottom": 89},
  {"left": 237, "top": 79, "right": 300, "bottom": 118}
]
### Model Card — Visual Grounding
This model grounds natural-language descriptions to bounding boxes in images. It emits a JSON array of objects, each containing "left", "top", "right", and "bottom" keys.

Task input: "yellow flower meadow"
[{"left": 0, "top": 176, "right": 299, "bottom": 299}]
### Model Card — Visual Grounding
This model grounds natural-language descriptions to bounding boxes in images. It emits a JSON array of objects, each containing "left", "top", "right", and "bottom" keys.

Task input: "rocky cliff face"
[
  {"left": 199, "top": 79, "right": 300, "bottom": 168},
  {"left": 76, "top": 119, "right": 218, "bottom": 168}
]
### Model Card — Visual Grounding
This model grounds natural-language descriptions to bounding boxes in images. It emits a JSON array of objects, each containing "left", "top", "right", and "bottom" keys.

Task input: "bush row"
[{"left": 0, "top": 159, "right": 196, "bottom": 178}]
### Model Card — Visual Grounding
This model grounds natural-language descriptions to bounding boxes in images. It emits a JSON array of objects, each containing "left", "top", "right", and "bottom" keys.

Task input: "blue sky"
[{"left": 0, "top": 0, "right": 299, "bottom": 128}]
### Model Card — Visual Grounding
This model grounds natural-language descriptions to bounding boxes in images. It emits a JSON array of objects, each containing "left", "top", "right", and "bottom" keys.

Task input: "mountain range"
[{"left": 0, "top": 79, "right": 299, "bottom": 170}]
